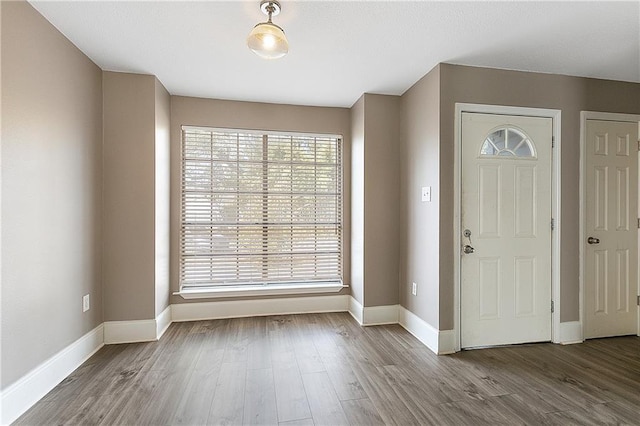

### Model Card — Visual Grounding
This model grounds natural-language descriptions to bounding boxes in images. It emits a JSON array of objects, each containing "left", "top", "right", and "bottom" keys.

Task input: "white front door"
[
  {"left": 584, "top": 119, "right": 639, "bottom": 339},
  {"left": 461, "top": 113, "right": 553, "bottom": 348}
]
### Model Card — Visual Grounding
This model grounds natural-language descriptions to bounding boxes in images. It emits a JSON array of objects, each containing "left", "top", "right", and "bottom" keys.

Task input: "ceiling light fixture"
[{"left": 247, "top": 0, "right": 289, "bottom": 59}]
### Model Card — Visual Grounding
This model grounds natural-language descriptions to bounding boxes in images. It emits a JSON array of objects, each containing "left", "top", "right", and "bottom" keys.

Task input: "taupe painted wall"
[
  {"left": 438, "top": 64, "right": 640, "bottom": 328},
  {"left": 154, "top": 79, "right": 171, "bottom": 316},
  {"left": 169, "top": 96, "right": 351, "bottom": 303},
  {"left": 103, "top": 72, "right": 156, "bottom": 321},
  {"left": 399, "top": 65, "right": 441, "bottom": 326},
  {"left": 1, "top": 1, "right": 103, "bottom": 388},
  {"left": 103, "top": 72, "right": 171, "bottom": 321},
  {"left": 351, "top": 93, "right": 401, "bottom": 308},
  {"left": 362, "top": 94, "right": 401, "bottom": 307}
]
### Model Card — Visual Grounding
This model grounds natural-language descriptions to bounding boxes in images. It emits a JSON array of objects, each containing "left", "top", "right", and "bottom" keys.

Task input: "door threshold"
[{"left": 462, "top": 340, "right": 552, "bottom": 350}]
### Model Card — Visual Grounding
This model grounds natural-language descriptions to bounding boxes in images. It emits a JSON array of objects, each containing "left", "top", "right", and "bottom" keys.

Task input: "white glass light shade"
[{"left": 247, "top": 22, "right": 289, "bottom": 59}]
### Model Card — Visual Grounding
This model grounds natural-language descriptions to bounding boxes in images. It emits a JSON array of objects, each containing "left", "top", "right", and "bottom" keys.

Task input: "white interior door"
[
  {"left": 584, "top": 119, "right": 639, "bottom": 339},
  {"left": 461, "top": 112, "right": 553, "bottom": 348}
]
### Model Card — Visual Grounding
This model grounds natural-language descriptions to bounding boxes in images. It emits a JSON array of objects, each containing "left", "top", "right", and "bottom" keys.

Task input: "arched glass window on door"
[{"left": 480, "top": 127, "right": 536, "bottom": 158}]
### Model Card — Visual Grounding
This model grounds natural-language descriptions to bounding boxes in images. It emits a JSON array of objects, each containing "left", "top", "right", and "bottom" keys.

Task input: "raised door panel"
[
  {"left": 594, "top": 249, "right": 608, "bottom": 315},
  {"left": 478, "top": 258, "right": 501, "bottom": 320},
  {"left": 478, "top": 165, "right": 501, "bottom": 238},
  {"left": 615, "top": 249, "right": 629, "bottom": 313},
  {"left": 594, "top": 166, "right": 608, "bottom": 231},
  {"left": 514, "top": 257, "right": 536, "bottom": 317},
  {"left": 514, "top": 166, "right": 536, "bottom": 238},
  {"left": 615, "top": 167, "right": 629, "bottom": 231}
]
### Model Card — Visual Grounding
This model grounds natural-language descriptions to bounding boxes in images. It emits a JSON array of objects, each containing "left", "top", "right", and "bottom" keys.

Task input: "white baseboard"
[
  {"left": 171, "top": 294, "right": 349, "bottom": 322},
  {"left": 558, "top": 320, "right": 583, "bottom": 344},
  {"left": 0, "top": 324, "right": 104, "bottom": 425},
  {"left": 348, "top": 296, "right": 364, "bottom": 325},
  {"left": 362, "top": 304, "right": 399, "bottom": 325},
  {"left": 104, "top": 307, "right": 173, "bottom": 344},
  {"left": 438, "top": 329, "right": 457, "bottom": 354},
  {"left": 104, "top": 319, "right": 157, "bottom": 344},
  {"left": 348, "top": 297, "right": 399, "bottom": 326},
  {"left": 156, "top": 305, "right": 172, "bottom": 339},
  {"left": 398, "top": 306, "right": 438, "bottom": 353},
  {"left": 398, "top": 306, "right": 455, "bottom": 355}
]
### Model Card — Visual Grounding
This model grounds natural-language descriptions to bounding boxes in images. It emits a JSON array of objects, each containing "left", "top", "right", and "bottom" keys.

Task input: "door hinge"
[
  {"left": 551, "top": 300, "right": 555, "bottom": 313},
  {"left": 552, "top": 136, "right": 555, "bottom": 148},
  {"left": 637, "top": 139, "right": 640, "bottom": 151},
  {"left": 637, "top": 295, "right": 640, "bottom": 306},
  {"left": 637, "top": 218, "right": 640, "bottom": 229},
  {"left": 551, "top": 218, "right": 555, "bottom": 231}
]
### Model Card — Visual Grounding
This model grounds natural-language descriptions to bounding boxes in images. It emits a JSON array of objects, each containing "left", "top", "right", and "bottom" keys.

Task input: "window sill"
[{"left": 175, "top": 283, "right": 347, "bottom": 300}]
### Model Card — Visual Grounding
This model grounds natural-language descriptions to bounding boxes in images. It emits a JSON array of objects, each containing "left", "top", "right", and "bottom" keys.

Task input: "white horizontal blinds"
[{"left": 181, "top": 127, "right": 343, "bottom": 288}]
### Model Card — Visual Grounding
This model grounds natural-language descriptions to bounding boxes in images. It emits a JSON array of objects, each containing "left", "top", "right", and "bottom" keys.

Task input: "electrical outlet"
[
  {"left": 82, "top": 294, "right": 90, "bottom": 312},
  {"left": 421, "top": 186, "right": 431, "bottom": 202},
  {"left": 412, "top": 282, "right": 417, "bottom": 296}
]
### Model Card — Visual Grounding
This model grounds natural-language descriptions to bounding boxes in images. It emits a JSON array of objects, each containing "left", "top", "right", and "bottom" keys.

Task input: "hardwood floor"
[{"left": 15, "top": 313, "right": 640, "bottom": 425}]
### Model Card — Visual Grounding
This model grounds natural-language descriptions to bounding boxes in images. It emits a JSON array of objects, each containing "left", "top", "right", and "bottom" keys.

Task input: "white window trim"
[{"left": 175, "top": 282, "right": 347, "bottom": 299}]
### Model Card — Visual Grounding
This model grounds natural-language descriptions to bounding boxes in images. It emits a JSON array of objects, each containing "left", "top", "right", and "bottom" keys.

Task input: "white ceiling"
[{"left": 30, "top": 1, "right": 640, "bottom": 108}]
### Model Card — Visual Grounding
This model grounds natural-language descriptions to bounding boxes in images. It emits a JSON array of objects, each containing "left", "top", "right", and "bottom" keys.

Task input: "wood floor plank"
[
  {"left": 502, "top": 345, "right": 614, "bottom": 409},
  {"left": 272, "top": 362, "right": 312, "bottom": 423},
  {"left": 247, "top": 335, "right": 272, "bottom": 370},
  {"left": 208, "top": 361, "right": 247, "bottom": 425},
  {"left": 170, "top": 368, "right": 219, "bottom": 425},
  {"left": 533, "top": 341, "right": 640, "bottom": 404},
  {"left": 243, "top": 368, "right": 278, "bottom": 425},
  {"left": 542, "top": 407, "right": 607, "bottom": 426},
  {"left": 380, "top": 364, "right": 457, "bottom": 406},
  {"left": 317, "top": 337, "right": 367, "bottom": 402},
  {"left": 323, "top": 361, "right": 367, "bottom": 401},
  {"left": 278, "top": 418, "right": 315, "bottom": 426},
  {"left": 431, "top": 396, "right": 524, "bottom": 426},
  {"left": 268, "top": 317, "right": 295, "bottom": 357},
  {"left": 479, "top": 347, "right": 584, "bottom": 413},
  {"left": 489, "top": 393, "right": 549, "bottom": 424},
  {"left": 342, "top": 353, "right": 422, "bottom": 425},
  {"left": 300, "top": 371, "right": 349, "bottom": 426},
  {"left": 293, "top": 337, "right": 325, "bottom": 374},
  {"left": 190, "top": 318, "right": 232, "bottom": 348},
  {"left": 340, "top": 398, "right": 386, "bottom": 425},
  {"left": 13, "top": 400, "right": 61, "bottom": 425},
  {"left": 101, "top": 370, "right": 171, "bottom": 425},
  {"left": 193, "top": 345, "right": 225, "bottom": 373},
  {"left": 62, "top": 342, "right": 152, "bottom": 402},
  {"left": 600, "top": 399, "right": 640, "bottom": 424}
]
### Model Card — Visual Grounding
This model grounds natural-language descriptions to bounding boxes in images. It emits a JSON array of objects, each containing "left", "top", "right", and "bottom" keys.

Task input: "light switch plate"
[
  {"left": 421, "top": 186, "right": 431, "bottom": 202},
  {"left": 83, "top": 294, "right": 90, "bottom": 312}
]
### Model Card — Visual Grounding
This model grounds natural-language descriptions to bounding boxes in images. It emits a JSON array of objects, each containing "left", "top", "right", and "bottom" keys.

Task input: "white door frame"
[
  {"left": 453, "top": 103, "right": 562, "bottom": 352},
  {"left": 580, "top": 111, "right": 640, "bottom": 338}
]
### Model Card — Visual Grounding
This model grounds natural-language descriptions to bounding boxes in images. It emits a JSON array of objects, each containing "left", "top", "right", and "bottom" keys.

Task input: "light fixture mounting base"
[{"left": 260, "top": 0, "right": 281, "bottom": 17}]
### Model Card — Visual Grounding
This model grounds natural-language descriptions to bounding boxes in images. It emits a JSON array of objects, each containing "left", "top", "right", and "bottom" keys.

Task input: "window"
[
  {"left": 180, "top": 126, "right": 343, "bottom": 291},
  {"left": 480, "top": 127, "right": 535, "bottom": 158}
]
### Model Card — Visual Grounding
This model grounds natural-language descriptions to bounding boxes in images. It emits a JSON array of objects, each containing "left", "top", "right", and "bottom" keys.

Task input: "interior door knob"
[
  {"left": 463, "top": 245, "right": 475, "bottom": 254},
  {"left": 587, "top": 237, "right": 600, "bottom": 245}
]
